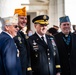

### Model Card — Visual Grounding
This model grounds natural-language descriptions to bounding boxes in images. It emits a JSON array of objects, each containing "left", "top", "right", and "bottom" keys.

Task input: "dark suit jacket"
[
  {"left": 54, "top": 32, "right": 76, "bottom": 75},
  {"left": 0, "top": 32, "right": 22, "bottom": 75},
  {"left": 27, "top": 33, "right": 61, "bottom": 75},
  {"left": 14, "top": 31, "right": 28, "bottom": 75}
]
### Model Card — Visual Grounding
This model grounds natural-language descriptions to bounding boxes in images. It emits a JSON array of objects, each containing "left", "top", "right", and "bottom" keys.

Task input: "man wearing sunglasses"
[
  {"left": 27, "top": 15, "right": 61, "bottom": 75},
  {"left": 54, "top": 16, "right": 76, "bottom": 75},
  {"left": 0, "top": 14, "right": 22, "bottom": 75},
  {"left": 14, "top": 7, "right": 29, "bottom": 75}
]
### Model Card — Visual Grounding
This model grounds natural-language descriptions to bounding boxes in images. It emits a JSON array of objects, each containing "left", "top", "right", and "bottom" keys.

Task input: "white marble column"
[
  {"left": 57, "top": 0, "right": 65, "bottom": 25},
  {"left": 48, "top": 0, "right": 65, "bottom": 28},
  {"left": 37, "top": 10, "right": 48, "bottom": 15}
]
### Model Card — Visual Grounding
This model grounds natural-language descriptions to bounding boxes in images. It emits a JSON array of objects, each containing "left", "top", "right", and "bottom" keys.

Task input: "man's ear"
[{"left": 5, "top": 25, "right": 9, "bottom": 30}]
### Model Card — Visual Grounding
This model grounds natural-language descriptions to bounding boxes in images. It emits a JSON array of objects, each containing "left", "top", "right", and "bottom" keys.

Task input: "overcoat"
[
  {"left": 54, "top": 32, "right": 76, "bottom": 75},
  {"left": 0, "top": 32, "right": 22, "bottom": 75},
  {"left": 27, "top": 33, "right": 61, "bottom": 75}
]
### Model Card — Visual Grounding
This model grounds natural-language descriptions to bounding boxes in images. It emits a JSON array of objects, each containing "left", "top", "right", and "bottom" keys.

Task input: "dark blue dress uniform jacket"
[
  {"left": 14, "top": 31, "right": 28, "bottom": 75},
  {"left": 27, "top": 33, "right": 61, "bottom": 75},
  {"left": 54, "top": 32, "right": 76, "bottom": 75},
  {"left": 0, "top": 32, "right": 22, "bottom": 75}
]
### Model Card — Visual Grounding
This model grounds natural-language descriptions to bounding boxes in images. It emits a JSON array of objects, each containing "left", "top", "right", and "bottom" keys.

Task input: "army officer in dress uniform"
[
  {"left": 27, "top": 15, "right": 61, "bottom": 75},
  {"left": 0, "top": 14, "right": 22, "bottom": 75},
  {"left": 54, "top": 16, "right": 76, "bottom": 75}
]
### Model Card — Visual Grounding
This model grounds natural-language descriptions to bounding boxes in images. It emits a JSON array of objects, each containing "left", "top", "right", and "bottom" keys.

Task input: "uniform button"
[
  {"left": 54, "top": 52, "right": 56, "bottom": 56},
  {"left": 35, "top": 54, "right": 38, "bottom": 57},
  {"left": 47, "top": 49, "right": 49, "bottom": 51},
  {"left": 48, "top": 58, "right": 50, "bottom": 60},
  {"left": 48, "top": 53, "right": 50, "bottom": 55},
  {"left": 49, "top": 62, "right": 50, "bottom": 64}
]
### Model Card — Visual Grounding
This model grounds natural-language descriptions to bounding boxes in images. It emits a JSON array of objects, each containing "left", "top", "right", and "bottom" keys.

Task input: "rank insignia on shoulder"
[{"left": 18, "top": 37, "right": 22, "bottom": 43}]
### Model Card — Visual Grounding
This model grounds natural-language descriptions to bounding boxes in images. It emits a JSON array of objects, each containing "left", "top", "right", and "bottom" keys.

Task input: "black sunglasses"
[{"left": 13, "top": 25, "right": 19, "bottom": 28}]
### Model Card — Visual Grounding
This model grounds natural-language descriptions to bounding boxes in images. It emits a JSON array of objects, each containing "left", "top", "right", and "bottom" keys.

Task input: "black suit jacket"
[
  {"left": 54, "top": 32, "right": 76, "bottom": 75},
  {"left": 27, "top": 33, "right": 61, "bottom": 75}
]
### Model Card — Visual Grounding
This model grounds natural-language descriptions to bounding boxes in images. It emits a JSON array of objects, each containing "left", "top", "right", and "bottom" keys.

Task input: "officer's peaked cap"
[{"left": 32, "top": 15, "right": 49, "bottom": 25}]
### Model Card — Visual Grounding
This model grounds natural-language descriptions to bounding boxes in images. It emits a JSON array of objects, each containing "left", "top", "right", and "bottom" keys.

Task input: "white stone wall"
[
  {"left": 48, "top": 0, "right": 65, "bottom": 28},
  {"left": 0, "top": 0, "right": 22, "bottom": 17}
]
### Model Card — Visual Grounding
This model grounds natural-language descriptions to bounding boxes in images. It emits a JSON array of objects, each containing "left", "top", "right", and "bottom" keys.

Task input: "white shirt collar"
[
  {"left": 3, "top": 31, "right": 13, "bottom": 38},
  {"left": 36, "top": 32, "right": 47, "bottom": 43},
  {"left": 36, "top": 32, "right": 45, "bottom": 38}
]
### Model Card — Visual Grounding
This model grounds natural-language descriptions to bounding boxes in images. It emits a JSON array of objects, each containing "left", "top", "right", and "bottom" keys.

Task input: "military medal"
[
  {"left": 50, "top": 38, "right": 57, "bottom": 56},
  {"left": 50, "top": 38, "right": 56, "bottom": 46},
  {"left": 18, "top": 37, "right": 22, "bottom": 43},
  {"left": 33, "top": 40, "right": 39, "bottom": 51}
]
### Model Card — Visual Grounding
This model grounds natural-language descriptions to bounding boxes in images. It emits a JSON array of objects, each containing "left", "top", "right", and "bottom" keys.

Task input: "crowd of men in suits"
[{"left": 0, "top": 6, "right": 76, "bottom": 75}]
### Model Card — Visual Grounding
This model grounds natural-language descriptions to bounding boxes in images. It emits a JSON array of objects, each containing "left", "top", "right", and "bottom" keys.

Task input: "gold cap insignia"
[{"left": 43, "top": 15, "right": 47, "bottom": 20}]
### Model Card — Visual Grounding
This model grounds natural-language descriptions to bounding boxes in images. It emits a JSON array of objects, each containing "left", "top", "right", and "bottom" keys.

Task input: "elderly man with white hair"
[{"left": 0, "top": 14, "right": 22, "bottom": 75}]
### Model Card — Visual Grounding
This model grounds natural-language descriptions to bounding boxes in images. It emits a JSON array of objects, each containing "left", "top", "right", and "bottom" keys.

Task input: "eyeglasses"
[{"left": 13, "top": 25, "right": 19, "bottom": 28}]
